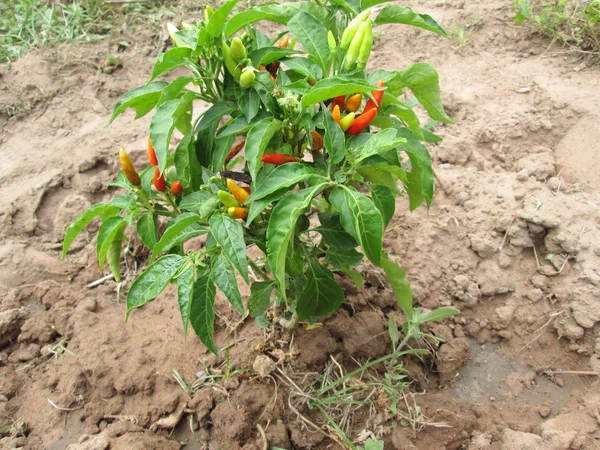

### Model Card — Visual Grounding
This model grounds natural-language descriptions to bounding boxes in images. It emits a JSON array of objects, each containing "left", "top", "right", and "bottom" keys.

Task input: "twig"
[
  {"left": 498, "top": 216, "right": 517, "bottom": 251},
  {"left": 257, "top": 424, "right": 268, "bottom": 450},
  {"left": 545, "top": 370, "right": 600, "bottom": 377},
  {"left": 87, "top": 274, "right": 113, "bottom": 288},
  {"left": 532, "top": 245, "right": 541, "bottom": 268}
]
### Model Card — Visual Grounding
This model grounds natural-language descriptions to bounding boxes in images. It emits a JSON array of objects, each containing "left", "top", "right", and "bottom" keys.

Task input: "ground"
[{"left": 0, "top": 0, "right": 600, "bottom": 449}]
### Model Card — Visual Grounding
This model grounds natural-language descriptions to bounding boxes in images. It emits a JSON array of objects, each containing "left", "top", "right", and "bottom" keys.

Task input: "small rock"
[
  {"left": 8, "top": 343, "right": 41, "bottom": 362},
  {"left": 539, "top": 405, "right": 551, "bottom": 418},
  {"left": 253, "top": 355, "right": 276, "bottom": 377},
  {"left": 501, "top": 428, "right": 543, "bottom": 450},
  {"left": 492, "top": 304, "right": 516, "bottom": 330},
  {"left": 0, "top": 308, "right": 29, "bottom": 349},
  {"left": 516, "top": 169, "right": 529, "bottom": 181}
]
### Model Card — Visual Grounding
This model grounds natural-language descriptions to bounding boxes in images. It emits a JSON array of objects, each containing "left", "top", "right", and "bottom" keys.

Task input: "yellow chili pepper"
[
  {"left": 227, "top": 179, "right": 250, "bottom": 204},
  {"left": 118, "top": 148, "right": 141, "bottom": 186}
]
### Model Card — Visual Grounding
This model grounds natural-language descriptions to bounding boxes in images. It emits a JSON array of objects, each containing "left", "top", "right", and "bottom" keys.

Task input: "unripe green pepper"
[
  {"left": 345, "top": 22, "right": 367, "bottom": 70},
  {"left": 107, "top": 239, "right": 121, "bottom": 282},
  {"left": 198, "top": 195, "right": 221, "bottom": 220},
  {"left": 230, "top": 37, "right": 247, "bottom": 63},
  {"left": 340, "top": 9, "right": 370, "bottom": 51},
  {"left": 240, "top": 67, "right": 256, "bottom": 89},
  {"left": 222, "top": 42, "right": 241, "bottom": 80},
  {"left": 328, "top": 30, "right": 337, "bottom": 56},
  {"left": 218, "top": 190, "right": 240, "bottom": 208},
  {"left": 356, "top": 20, "right": 373, "bottom": 70}
]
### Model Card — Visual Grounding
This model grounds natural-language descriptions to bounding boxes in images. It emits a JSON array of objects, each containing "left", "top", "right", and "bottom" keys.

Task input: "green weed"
[{"left": 513, "top": 0, "right": 600, "bottom": 56}]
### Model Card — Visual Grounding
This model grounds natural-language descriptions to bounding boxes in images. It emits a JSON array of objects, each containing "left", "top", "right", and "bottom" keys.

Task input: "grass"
[
  {"left": 513, "top": 0, "right": 600, "bottom": 57},
  {"left": 0, "top": 0, "right": 179, "bottom": 65}
]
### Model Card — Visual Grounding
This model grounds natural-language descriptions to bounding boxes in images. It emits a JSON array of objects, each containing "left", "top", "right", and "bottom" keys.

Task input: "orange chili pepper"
[
  {"left": 228, "top": 207, "right": 246, "bottom": 219},
  {"left": 345, "top": 94, "right": 362, "bottom": 113},
  {"left": 332, "top": 104, "right": 341, "bottom": 125},
  {"left": 147, "top": 137, "right": 158, "bottom": 166},
  {"left": 170, "top": 181, "right": 183, "bottom": 195}
]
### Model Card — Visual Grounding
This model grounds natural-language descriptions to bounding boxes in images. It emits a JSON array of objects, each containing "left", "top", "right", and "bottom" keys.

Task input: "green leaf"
[
  {"left": 126, "top": 254, "right": 186, "bottom": 319},
  {"left": 416, "top": 307, "right": 459, "bottom": 324},
  {"left": 388, "top": 315, "right": 400, "bottom": 346},
  {"left": 178, "top": 191, "right": 212, "bottom": 211},
  {"left": 398, "top": 63, "right": 454, "bottom": 124},
  {"left": 156, "top": 76, "right": 194, "bottom": 107},
  {"left": 245, "top": 118, "right": 282, "bottom": 186},
  {"left": 281, "top": 57, "right": 323, "bottom": 81},
  {"left": 62, "top": 203, "right": 120, "bottom": 258},
  {"left": 149, "top": 47, "right": 193, "bottom": 81},
  {"left": 212, "top": 134, "right": 235, "bottom": 173},
  {"left": 374, "top": 5, "right": 448, "bottom": 38},
  {"left": 190, "top": 269, "right": 219, "bottom": 354},
  {"left": 358, "top": 166, "right": 402, "bottom": 195},
  {"left": 381, "top": 254, "right": 412, "bottom": 319},
  {"left": 267, "top": 185, "right": 326, "bottom": 299},
  {"left": 151, "top": 213, "right": 203, "bottom": 262},
  {"left": 110, "top": 195, "right": 136, "bottom": 210},
  {"left": 324, "top": 247, "right": 363, "bottom": 270},
  {"left": 301, "top": 77, "right": 378, "bottom": 108},
  {"left": 176, "top": 264, "right": 195, "bottom": 340},
  {"left": 218, "top": 111, "right": 270, "bottom": 137},
  {"left": 369, "top": 184, "right": 395, "bottom": 227},
  {"left": 194, "top": 102, "right": 237, "bottom": 135},
  {"left": 287, "top": 12, "right": 331, "bottom": 75},
  {"left": 340, "top": 269, "right": 363, "bottom": 290},
  {"left": 136, "top": 212, "right": 158, "bottom": 250},
  {"left": 209, "top": 214, "right": 249, "bottom": 284},
  {"left": 246, "top": 188, "right": 288, "bottom": 225},
  {"left": 385, "top": 100, "right": 423, "bottom": 140},
  {"left": 239, "top": 88, "right": 260, "bottom": 121},
  {"left": 363, "top": 438, "right": 385, "bottom": 450},
  {"left": 395, "top": 127, "right": 435, "bottom": 210},
  {"left": 296, "top": 256, "right": 345, "bottom": 320},
  {"left": 329, "top": 187, "right": 383, "bottom": 267},
  {"left": 314, "top": 213, "right": 358, "bottom": 251},
  {"left": 149, "top": 92, "right": 196, "bottom": 172},
  {"left": 97, "top": 216, "right": 127, "bottom": 269},
  {"left": 212, "top": 252, "right": 244, "bottom": 315},
  {"left": 355, "top": 128, "right": 406, "bottom": 162},
  {"left": 224, "top": 2, "right": 329, "bottom": 37},
  {"left": 207, "top": 0, "right": 239, "bottom": 37},
  {"left": 108, "top": 81, "right": 168, "bottom": 126},
  {"left": 247, "top": 163, "right": 316, "bottom": 203},
  {"left": 175, "top": 133, "right": 203, "bottom": 192},
  {"left": 247, "top": 280, "right": 275, "bottom": 317},
  {"left": 248, "top": 47, "right": 302, "bottom": 68},
  {"left": 322, "top": 104, "right": 346, "bottom": 164}
]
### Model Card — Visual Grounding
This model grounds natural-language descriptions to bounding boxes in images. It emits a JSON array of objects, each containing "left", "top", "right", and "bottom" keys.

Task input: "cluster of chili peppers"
[
  {"left": 331, "top": 79, "right": 384, "bottom": 135},
  {"left": 217, "top": 179, "right": 250, "bottom": 219}
]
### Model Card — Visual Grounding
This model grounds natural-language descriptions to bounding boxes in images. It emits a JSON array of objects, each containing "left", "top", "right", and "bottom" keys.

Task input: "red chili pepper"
[
  {"left": 364, "top": 80, "right": 385, "bottom": 112},
  {"left": 153, "top": 167, "right": 166, "bottom": 191},
  {"left": 171, "top": 181, "right": 183, "bottom": 195},
  {"left": 147, "top": 137, "right": 158, "bottom": 166},
  {"left": 310, "top": 130, "right": 323, "bottom": 151},
  {"left": 261, "top": 154, "right": 300, "bottom": 165},
  {"left": 332, "top": 95, "right": 345, "bottom": 111},
  {"left": 347, "top": 107, "right": 377, "bottom": 135},
  {"left": 225, "top": 138, "right": 245, "bottom": 165}
]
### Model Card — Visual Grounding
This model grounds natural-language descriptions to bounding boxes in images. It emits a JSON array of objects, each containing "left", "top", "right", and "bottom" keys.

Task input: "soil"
[{"left": 1, "top": 0, "right": 600, "bottom": 449}]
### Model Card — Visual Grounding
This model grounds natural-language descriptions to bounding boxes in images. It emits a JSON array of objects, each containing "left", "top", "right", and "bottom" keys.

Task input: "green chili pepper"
[
  {"left": 345, "top": 22, "right": 367, "bottom": 71},
  {"left": 356, "top": 20, "right": 373, "bottom": 70},
  {"left": 328, "top": 30, "right": 337, "bottom": 56},
  {"left": 107, "top": 239, "right": 121, "bottom": 282},
  {"left": 218, "top": 190, "right": 240, "bottom": 208},
  {"left": 340, "top": 9, "right": 370, "bottom": 51},
  {"left": 239, "top": 67, "right": 256, "bottom": 89},
  {"left": 230, "top": 37, "right": 247, "bottom": 63},
  {"left": 222, "top": 42, "right": 241, "bottom": 81}
]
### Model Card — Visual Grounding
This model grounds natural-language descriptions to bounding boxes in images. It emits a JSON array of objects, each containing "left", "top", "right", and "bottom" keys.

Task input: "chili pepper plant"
[{"left": 63, "top": 0, "right": 458, "bottom": 354}]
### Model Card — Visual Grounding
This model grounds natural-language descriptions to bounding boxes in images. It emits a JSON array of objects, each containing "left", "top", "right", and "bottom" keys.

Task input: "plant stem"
[
  {"left": 163, "top": 191, "right": 181, "bottom": 215},
  {"left": 137, "top": 188, "right": 155, "bottom": 214},
  {"left": 249, "top": 258, "right": 269, "bottom": 281}
]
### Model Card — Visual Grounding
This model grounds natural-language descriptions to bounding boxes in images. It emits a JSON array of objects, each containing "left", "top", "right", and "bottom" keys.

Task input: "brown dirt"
[{"left": 1, "top": 0, "right": 600, "bottom": 449}]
